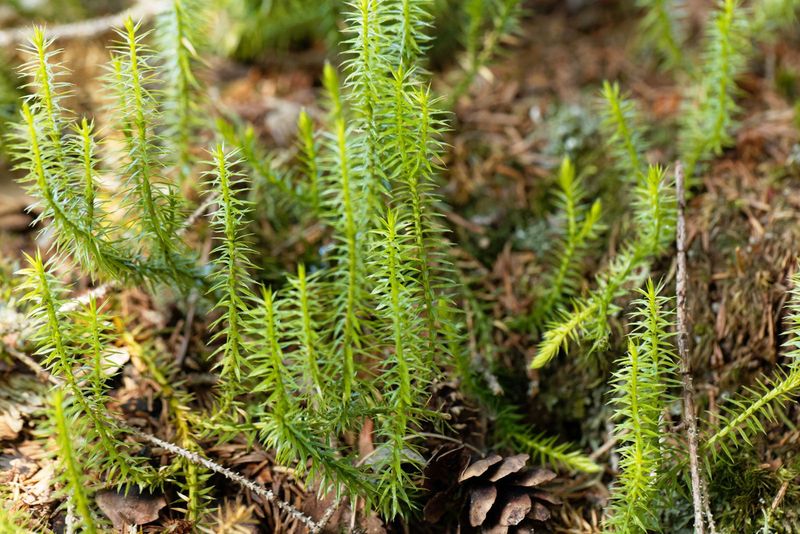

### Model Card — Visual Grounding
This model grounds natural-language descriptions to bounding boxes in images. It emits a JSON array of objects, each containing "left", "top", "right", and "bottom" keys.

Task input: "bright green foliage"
[
  {"left": 384, "top": 66, "right": 454, "bottom": 355},
  {"left": 342, "top": 0, "right": 397, "bottom": 211},
  {"left": 752, "top": 0, "right": 800, "bottom": 34},
  {"left": 108, "top": 18, "right": 195, "bottom": 284},
  {"left": 18, "top": 28, "right": 68, "bottom": 180},
  {"left": 251, "top": 287, "right": 293, "bottom": 429},
  {"left": 1, "top": 0, "right": 662, "bottom": 525},
  {"left": 502, "top": 418, "right": 602, "bottom": 474},
  {"left": 705, "top": 271, "right": 800, "bottom": 460},
  {"left": 296, "top": 109, "right": 321, "bottom": 211},
  {"left": 532, "top": 165, "right": 675, "bottom": 369},
  {"left": 189, "top": 2, "right": 462, "bottom": 513},
  {"left": 595, "top": 272, "right": 800, "bottom": 529},
  {"left": 283, "top": 264, "right": 327, "bottom": 403},
  {"left": 609, "top": 339, "right": 662, "bottom": 531},
  {"left": 636, "top": 0, "right": 685, "bottom": 68},
  {"left": 454, "top": 0, "right": 523, "bottom": 100},
  {"left": 11, "top": 102, "right": 103, "bottom": 276},
  {"left": 18, "top": 253, "right": 151, "bottom": 487},
  {"left": 246, "top": 287, "right": 366, "bottom": 502},
  {"left": 384, "top": 0, "right": 434, "bottom": 68},
  {"left": 10, "top": 24, "right": 200, "bottom": 286},
  {"left": 369, "top": 210, "right": 436, "bottom": 518},
  {"left": 680, "top": 0, "right": 749, "bottom": 180},
  {"left": 68, "top": 119, "right": 99, "bottom": 233},
  {"left": 215, "top": 118, "right": 300, "bottom": 214},
  {"left": 11, "top": 30, "right": 116, "bottom": 279},
  {"left": 606, "top": 280, "right": 676, "bottom": 532},
  {"left": 51, "top": 389, "right": 99, "bottom": 534},
  {"left": 320, "top": 62, "right": 370, "bottom": 402},
  {"left": 532, "top": 157, "right": 603, "bottom": 325},
  {"left": 707, "top": 368, "right": 800, "bottom": 459},
  {"left": 600, "top": 81, "right": 650, "bottom": 184},
  {"left": 156, "top": 0, "right": 207, "bottom": 181},
  {"left": 206, "top": 145, "right": 256, "bottom": 402}
]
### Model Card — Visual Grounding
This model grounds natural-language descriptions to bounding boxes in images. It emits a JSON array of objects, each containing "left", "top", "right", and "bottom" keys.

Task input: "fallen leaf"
[
  {"left": 96, "top": 488, "right": 166, "bottom": 529},
  {"left": 0, "top": 406, "right": 23, "bottom": 440},
  {"left": 358, "top": 418, "right": 375, "bottom": 459}
]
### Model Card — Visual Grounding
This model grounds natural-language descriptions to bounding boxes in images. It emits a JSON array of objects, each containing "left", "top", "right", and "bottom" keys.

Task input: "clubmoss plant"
[
  {"left": 532, "top": 165, "right": 675, "bottom": 369},
  {"left": 535, "top": 0, "right": 751, "bottom": 371},
  {"left": 18, "top": 252, "right": 151, "bottom": 487},
  {"left": 606, "top": 280, "right": 677, "bottom": 531},
  {"left": 156, "top": 0, "right": 207, "bottom": 181},
  {"left": 51, "top": 388, "right": 99, "bottom": 534},
  {"left": 531, "top": 157, "right": 603, "bottom": 326},
  {"left": 206, "top": 144, "right": 256, "bottom": 405},
  {"left": 636, "top": 0, "right": 685, "bottom": 69},
  {"left": 680, "top": 0, "right": 749, "bottom": 180},
  {"left": 705, "top": 272, "right": 800, "bottom": 460}
]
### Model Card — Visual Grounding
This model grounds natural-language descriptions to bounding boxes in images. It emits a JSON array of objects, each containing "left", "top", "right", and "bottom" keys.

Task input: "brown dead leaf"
[
  {"left": 0, "top": 406, "right": 23, "bottom": 440},
  {"left": 358, "top": 418, "right": 375, "bottom": 459},
  {"left": 96, "top": 489, "right": 166, "bottom": 529}
]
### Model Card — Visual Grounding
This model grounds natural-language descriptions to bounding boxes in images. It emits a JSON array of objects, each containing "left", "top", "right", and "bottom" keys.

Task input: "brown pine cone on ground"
[{"left": 424, "top": 451, "right": 560, "bottom": 533}]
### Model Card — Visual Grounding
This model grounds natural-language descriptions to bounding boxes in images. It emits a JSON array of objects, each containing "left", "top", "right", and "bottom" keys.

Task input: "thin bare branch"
[
  {"left": 0, "top": 1, "right": 170, "bottom": 49},
  {"left": 133, "top": 430, "right": 321, "bottom": 532},
  {"left": 314, "top": 500, "right": 340, "bottom": 534},
  {"left": 675, "top": 160, "right": 710, "bottom": 534}
]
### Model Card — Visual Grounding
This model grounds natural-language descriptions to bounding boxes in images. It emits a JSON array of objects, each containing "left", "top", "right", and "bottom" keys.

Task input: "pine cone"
[{"left": 459, "top": 453, "right": 558, "bottom": 533}]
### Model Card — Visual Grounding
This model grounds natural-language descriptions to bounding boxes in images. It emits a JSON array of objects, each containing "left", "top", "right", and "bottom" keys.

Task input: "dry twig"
[
  {"left": 0, "top": 0, "right": 170, "bottom": 48},
  {"left": 676, "top": 161, "right": 711, "bottom": 534},
  {"left": 133, "top": 430, "right": 322, "bottom": 532}
]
